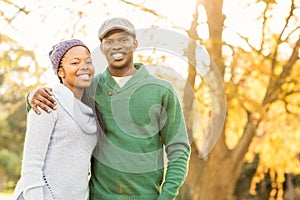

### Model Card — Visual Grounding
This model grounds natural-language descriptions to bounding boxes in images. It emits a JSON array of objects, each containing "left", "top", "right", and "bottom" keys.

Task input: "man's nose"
[{"left": 112, "top": 44, "right": 122, "bottom": 50}]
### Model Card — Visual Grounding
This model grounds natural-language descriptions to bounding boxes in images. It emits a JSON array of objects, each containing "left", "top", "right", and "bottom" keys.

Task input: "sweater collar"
[
  {"left": 104, "top": 63, "right": 149, "bottom": 90},
  {"left": 53, "top": 83, "right": 97, "bottom": 134}
]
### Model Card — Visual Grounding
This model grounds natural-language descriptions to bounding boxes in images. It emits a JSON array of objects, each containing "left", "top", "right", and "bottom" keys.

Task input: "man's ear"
[
  {"left": 133, "top": 39, "right": 138, "bottom": 50},
  {"left": 100, "top": 44, "right": 104, "bottom": 54},
  {"left": 57, "top": 68, "right": 65, "bottom": 79}
]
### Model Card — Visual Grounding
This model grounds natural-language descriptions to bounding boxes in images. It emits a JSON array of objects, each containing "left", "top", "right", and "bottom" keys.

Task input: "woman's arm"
[{"left": 21, "top": 108, "right": 57, "bottom": 199}]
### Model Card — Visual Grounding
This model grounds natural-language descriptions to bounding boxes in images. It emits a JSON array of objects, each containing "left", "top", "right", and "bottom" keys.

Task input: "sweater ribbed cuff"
[
  {"left": 157, "top": 190, "right": 175, "bottom": 200},
  {"left": 26, "top": 93, "right": 31, "bottom": 113}
]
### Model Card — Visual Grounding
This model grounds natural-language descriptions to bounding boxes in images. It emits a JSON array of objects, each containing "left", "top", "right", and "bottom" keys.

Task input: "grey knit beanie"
[
  {"left": 49, "top": 39, "right": 89, "bottom": 74},
  {"left": 98, "top": 17, "right": 136, "bottom": 40}
]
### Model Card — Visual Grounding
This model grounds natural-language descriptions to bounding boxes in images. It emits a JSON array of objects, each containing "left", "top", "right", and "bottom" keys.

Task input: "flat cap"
[{"left": 98, "top": 17, "right": 136, "bottom": 40}]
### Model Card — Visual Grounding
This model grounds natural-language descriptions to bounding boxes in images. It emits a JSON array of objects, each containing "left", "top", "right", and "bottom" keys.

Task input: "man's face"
[{"left": 101, "top": 29, "right": 137, "bottom": 70}]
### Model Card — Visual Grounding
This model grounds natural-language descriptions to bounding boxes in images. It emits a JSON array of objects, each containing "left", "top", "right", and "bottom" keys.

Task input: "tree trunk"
[
  {"left": 203, "top": 0, "right": 225, "bottom": 75},
  {"left": 188, "top": 113, "right": 256, "bottom": 199},
  {"left": 284, "top": 174, "right": 295, "bottom": 200},
  {"left": 185, "top": 1, "right": 258, "bottom": 198},
  {"left": 182, "top": 0, "right": 300, "bottom": 199}
]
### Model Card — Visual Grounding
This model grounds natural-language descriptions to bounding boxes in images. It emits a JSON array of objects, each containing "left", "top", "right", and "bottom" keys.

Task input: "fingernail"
[
  {"left": 53, "top": 106, "right": 56, "bottom": 110},
  {"left": 47, "top": 109, "right": 51, "bottom": 113}
]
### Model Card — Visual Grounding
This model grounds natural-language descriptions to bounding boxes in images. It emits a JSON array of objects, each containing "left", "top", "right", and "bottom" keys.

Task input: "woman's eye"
[{"left": 71, "top": 62, "right": 79, "bottom": 65}]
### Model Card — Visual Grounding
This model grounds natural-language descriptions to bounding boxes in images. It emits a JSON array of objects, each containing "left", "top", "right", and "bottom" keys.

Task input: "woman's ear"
[{"left": 57, "top": 67, "right": 65, "bottom": 79}]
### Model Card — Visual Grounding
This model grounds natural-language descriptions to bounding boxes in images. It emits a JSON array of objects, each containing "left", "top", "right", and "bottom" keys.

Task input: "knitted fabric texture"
[
  {"left": 49, "top": 39, "right": 89, "bottom": 74},
  {"left": 98, "top": 17, "right": 136, "bottom": 40},
  {"left": 88, "top": 64, "right": 190, "bottom": 200},
  {"left": 13, "top": 83, "right": 97, "bottom": 200}
]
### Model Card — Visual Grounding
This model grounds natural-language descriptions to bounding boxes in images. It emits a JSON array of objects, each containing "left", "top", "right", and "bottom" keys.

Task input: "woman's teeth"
[{"left": 78, "top": 74, "right": 90, "bottom": 79}]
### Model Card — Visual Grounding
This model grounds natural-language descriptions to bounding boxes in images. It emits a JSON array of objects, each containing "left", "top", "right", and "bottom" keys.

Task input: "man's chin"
[{"left": 109, "top": 61, "right": 126, "bottom": 68}]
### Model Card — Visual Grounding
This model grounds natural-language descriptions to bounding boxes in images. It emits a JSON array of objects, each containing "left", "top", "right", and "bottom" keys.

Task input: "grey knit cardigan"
[{"left": 13, "top": 83, "right": 97, "bottom": 200}]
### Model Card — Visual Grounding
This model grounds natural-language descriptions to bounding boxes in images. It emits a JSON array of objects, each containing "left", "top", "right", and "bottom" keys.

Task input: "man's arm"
[
  {"left": 28, "top": 74, "right": 101, "bottom": 114},
  {"left": 158, "top": 85, "right": 191, "bottom": 200},
  {"left": 26, "top": 87, "right": 57, "bottom": 114}
]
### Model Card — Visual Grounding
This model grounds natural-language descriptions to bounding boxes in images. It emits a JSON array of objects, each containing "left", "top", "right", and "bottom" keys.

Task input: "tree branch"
[
  {"left": 183, "top": 0, "right": 202, "bottom": 143},
  {"left": 118, "top": 0, "right": 184, "bottom": 31},
  {"left": 233, "top": 109, "right": 258, "bottom": 162},
  {"left": 262, "top": 0, "right": 298, "bottom": 106},
  {"left": 259, "top": 2, "right": 269, "bottom": 52},
  {"left": 281, "top": 26, "right": 300, "bottom": 42},
  {"left": 271, "top": 0, "right": 294, "bottom": 70},
  {"left": 3, "top": 1, "right": 29, "bottom": 23},
  {"left": 281, "top": 98, "right": 300, "bottom": 117},
  {"left": 263, "top": 35, "right": 300, "bottom": 105}
]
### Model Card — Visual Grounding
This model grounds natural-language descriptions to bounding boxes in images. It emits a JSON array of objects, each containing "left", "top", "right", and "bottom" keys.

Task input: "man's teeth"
[{"left": 112, "top": 53, "right": 124, "bottom": 59}]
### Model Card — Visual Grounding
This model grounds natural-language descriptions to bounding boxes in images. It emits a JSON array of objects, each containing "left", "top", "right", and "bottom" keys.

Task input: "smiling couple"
[{"left": 13, "top": 17, "right": 190, "bottom": 200}]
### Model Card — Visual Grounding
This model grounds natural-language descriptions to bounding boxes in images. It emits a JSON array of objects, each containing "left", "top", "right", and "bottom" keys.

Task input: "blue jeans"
[{"left": 16, "top": 192, "right": 24, "bottom": 200}]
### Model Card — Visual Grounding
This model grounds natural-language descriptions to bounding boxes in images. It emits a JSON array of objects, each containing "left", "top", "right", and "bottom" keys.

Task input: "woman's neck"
[{"left": 65, "top": 85, "right": 84, "bottom": 100}]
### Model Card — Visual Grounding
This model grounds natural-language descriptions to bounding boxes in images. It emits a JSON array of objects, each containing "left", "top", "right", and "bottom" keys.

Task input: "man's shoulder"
[
  {"left": 141, "top": 64, "right": 173, "bottom": 87},
  {"left": 145, "top": 74, "right": 174, "bottom": 89},
  {"left": 94, "top": 72, "right": 104, "bottom": 79},
  {"left": 93, "top": 72, "right": 106, "bottom": 84}
]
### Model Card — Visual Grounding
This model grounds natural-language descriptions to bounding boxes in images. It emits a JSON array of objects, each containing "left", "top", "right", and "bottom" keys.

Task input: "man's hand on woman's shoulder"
[{"left": 28, "top": 87, "right": 57, "bottom": 115}]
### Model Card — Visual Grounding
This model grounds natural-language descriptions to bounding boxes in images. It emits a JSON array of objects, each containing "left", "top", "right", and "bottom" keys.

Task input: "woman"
[{"left": 13, "top": 39, "right": 101, "bottom": 200}]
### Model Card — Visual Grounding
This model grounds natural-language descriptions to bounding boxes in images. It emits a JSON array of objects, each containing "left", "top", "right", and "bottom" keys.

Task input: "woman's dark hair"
[
  {"left": 57, "top": 60, "right": 64, "bottom": 83},
  {"left": 81, "top": 91, "right": 105, "bottom": 133},
  {"left": 81, "top": 91, "right": 104, "bottom": 158}
]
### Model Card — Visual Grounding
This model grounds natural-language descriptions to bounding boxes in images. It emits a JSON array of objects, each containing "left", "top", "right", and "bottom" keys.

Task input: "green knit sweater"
[{"left": 88, "top": 63, "right": 190, "bottom": 200}]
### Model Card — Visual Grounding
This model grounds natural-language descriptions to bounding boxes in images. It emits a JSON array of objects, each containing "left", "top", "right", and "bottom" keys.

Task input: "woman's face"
[{"left": 58, "top": 46, "right": 94, "bottom": 92}]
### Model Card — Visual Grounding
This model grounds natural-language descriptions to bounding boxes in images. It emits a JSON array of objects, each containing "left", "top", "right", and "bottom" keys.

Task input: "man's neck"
[{"left": 109, "top": 65, "right": 137, "bottom": 77}]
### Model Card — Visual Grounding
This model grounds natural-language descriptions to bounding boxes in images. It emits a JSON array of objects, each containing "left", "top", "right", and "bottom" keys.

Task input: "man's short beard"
[{"left": 109, "top": 56, "right": 133, "bottom": 70}]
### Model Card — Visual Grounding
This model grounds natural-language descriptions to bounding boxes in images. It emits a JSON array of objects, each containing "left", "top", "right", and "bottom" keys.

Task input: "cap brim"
[{"left": 99, "top": 27, "right": 135, "bottom": 39}]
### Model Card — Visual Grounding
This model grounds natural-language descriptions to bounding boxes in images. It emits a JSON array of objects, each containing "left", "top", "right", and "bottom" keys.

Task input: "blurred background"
[{"left": 0, "top": 0, "right": 300, "bottom": 199}]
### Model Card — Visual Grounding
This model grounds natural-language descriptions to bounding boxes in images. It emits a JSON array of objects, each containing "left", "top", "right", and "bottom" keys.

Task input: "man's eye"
[
  {"left": 122, "top": 38, "right": 129, "bottom": 42},
  {"left": 71, "top": 62, "right": 79, "bottom": 65},
  {"left": 104, "top": 40, "right": 112, "bottom": 45}
]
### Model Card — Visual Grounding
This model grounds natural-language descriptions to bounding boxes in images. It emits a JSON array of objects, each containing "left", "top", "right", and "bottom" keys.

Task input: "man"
[{"left": 28, "top": 17, "right": 190, "bottom": 200}]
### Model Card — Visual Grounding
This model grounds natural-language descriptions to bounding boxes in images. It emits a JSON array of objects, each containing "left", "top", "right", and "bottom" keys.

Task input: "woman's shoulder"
[{"left": 27, "top": 101, "right": 58, "bottom": 122}]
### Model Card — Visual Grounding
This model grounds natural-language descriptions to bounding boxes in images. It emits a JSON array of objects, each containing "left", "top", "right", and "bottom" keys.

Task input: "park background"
[{"left": 0, "top": 0, "right": 300, "bottom": 199}]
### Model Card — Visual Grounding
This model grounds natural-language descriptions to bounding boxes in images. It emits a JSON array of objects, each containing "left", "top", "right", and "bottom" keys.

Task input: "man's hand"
[{"left": 28, "top": 87, "right": 57, "bottom": 115}]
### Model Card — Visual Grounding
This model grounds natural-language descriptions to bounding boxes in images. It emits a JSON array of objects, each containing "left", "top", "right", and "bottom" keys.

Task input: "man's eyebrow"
[{"left": 104, "top": 36, "right": 130, "bottom": 40}]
